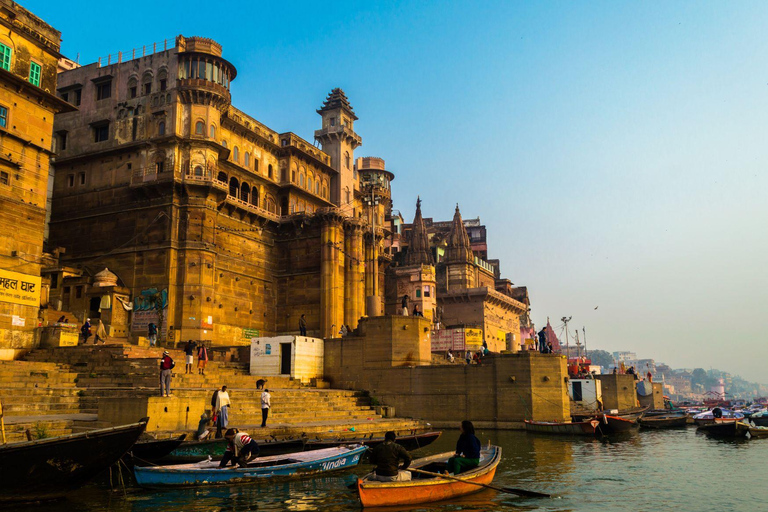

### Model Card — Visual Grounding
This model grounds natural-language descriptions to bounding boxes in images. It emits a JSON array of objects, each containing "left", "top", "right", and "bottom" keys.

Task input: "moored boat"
[
  {"left": 307, "top": 430, "right": 441, "bottom": 452},
  {"left": 0, "top": 418, "right": 148, "bottom": 503},
  {"left": 638, "top": 414, "right": 688, "bottom": 429},
  {"left": 697, "top": 418, "right": 741, "bottom": 437},
  {"left": 599, "top": 415, "right": 639, "bottom": 434},
  {"left": 134, "top": 444, "right": 367, "bottom": 487},
  {"left": 693, "top": 409, "right": 744, "bottom": 426},
  {"left": 129, "top": 434, "right": 187, "bottom": 464},
  {"left": 524, "top": 419, "right": 600, "bottom": 436},
  {"left": 356, "top": 445, "right": 501, "bottom": 507},
  {"left": 572, "top": 405, "right": 649, "bottom": 422},
  {"left": 745, "top": 423, "right": 768, "bottom": 439}
]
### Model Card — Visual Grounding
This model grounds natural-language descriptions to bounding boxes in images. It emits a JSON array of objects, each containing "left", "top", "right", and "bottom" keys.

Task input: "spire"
[
  {"left": 317, "top": 88, "right": 358, "bottom": 120},
  {"left": 445, "top": 204, "right": 474, "bottom": 263},
  {"left": 404, "top": 196, "right": 434, "bottom": 266}
]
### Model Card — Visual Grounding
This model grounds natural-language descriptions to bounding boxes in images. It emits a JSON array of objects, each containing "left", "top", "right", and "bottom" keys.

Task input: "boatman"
[
  {"left": 369, "top": 431, "right": 412, "bottom": 481},
  {"left": 219, "top": 428, "right": 260, "bottom": 468}
]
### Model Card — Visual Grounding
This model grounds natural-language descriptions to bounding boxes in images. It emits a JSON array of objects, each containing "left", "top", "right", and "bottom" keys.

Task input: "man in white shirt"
[
  {"left": 261, "top": 388, "right": 271, "bottom": 427},
  {"left": 215, "top": 385, "right": 231, "bottom": 436}
]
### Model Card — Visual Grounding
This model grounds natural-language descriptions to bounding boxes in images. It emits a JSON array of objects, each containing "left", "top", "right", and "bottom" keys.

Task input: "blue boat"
[{"left": 134, "top": 445, "right": 367, "bottom": 487}]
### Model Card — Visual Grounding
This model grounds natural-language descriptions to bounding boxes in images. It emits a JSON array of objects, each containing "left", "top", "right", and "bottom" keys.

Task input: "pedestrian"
[
  {"left": 537, "top": 327, "right": 547, "bottom": 353},
  {"left": 219, "top": 428, "right": 260, "bottom": 468},
  {"left": 184, "top": 339, "right": 197, "bottom": 374},
  {"left": 94, "top": 321, "right": 107, "bottom": 344},
  {"left": 215, "top": 385, "right": 231, "bottom": 437},
  {"left": 80, "top": 318, "right": 92, "bottom": 344},
  {"left": 261, "top": 388, "right": 271, "bottom": 427},
  {"left": 446, "top": 349, "right": 454, "bottom": 363},
  {"left": 412, "top": 304, "right": 422, "bottom": 317},
  {"left": 339, "top": 324, "right": 348, "bottom": 337},
  {"left": 546, "top": 341, "right": 553, "bottom": 354},
  {"left": 159, "top": 350, "right": 174, "bottom": 397},
  {"left": 148, "top": 322, "right": 158, "bottom": 347},
  {"left": 646, "top": 371, "right": 653, "bottom": 382},
  {"left": 401, "top": 294, "right": 409, "bottom": 316},
  {"left": 197, "top": 342, "right": 208, "bottom": 375},
  {"left": 465, "top": 350, "right": 472, "bottom": 365},
  {"left": 299, "top": 314, "right": 307, "bottom": 336}
]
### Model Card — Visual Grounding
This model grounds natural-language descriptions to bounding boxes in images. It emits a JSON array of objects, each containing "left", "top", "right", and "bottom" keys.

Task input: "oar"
[{"left": 409, "top": 468, "right": 551, "bottom": 498}]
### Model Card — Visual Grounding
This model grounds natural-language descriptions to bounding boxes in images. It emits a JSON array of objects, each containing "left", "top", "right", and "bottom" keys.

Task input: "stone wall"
[{"left": 595, "top": 374, "right": 639, "bottom": 410}]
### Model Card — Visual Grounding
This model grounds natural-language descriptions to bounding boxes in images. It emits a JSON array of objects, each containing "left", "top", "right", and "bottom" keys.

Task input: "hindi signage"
[{"left": 0, "top": 269, "right": 41, "bottom": 308}]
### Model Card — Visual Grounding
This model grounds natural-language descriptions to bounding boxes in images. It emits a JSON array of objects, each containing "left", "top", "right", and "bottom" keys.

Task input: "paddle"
[{"left": 409, "top": 468, "right": 552, "bottom": 498}]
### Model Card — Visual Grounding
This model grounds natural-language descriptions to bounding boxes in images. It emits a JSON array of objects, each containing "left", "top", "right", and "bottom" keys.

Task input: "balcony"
[
  {"left": 224, "top": 194, "right": 281, "bottom": 223},
  {"left": 130, "top": 167, "right": 178, "bottom": 188}
]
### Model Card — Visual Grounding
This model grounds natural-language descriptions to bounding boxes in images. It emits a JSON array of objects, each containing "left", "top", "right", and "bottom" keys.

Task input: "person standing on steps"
[
  {"left": 159, "top": 350, "right": 175, "bottom": 397},
  {"left": 80, "top": 318, "right": 92, "bottom": 344},
  {"left": 299, "top": 314, "right": 307, "bottom": 336},
  {"left": 197, "top": 342, "right": 208, "bottom": 375},
  {"left": 148, "top": 322, "right": 158, "bottom": 347},
  {"left": 261, "top": 388, "right": 271, "bottom": 427},
  {"left": 215, "top": 385, "right": 231, "bottom": 438},
  {"left": 184, "top": 339, "right": 197, "bottom": 374}
]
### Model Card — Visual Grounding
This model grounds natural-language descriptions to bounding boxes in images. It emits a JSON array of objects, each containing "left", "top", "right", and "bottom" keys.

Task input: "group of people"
[
  {"left": 536, "top": 328, "right": 554, "bottom": 353},
  {"left": 400, "top": 295, "right": 424, "bottom": 317},
  {"left": 206, "top": 385, "right": 272, "bottom": 439},
  {"left": 79, "top": 318, "right": 108, "bottom": 345}
]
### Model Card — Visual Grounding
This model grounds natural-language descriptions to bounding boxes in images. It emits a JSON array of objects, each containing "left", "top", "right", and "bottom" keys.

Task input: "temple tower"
[{"left": 314, "top": 89, "right": 362, "bottom": 210}]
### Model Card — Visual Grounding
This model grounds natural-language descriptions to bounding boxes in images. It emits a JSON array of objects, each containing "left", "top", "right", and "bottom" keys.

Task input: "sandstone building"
[
  {"left": 49, "top": 35, "right": 388, "bottom": 344},
  {"left": 0, "top": 0, "right": 72, "bottom": 355}
]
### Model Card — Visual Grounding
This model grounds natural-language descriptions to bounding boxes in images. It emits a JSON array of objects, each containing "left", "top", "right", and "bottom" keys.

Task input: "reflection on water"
[{"left": 13, "top": 427, "right": 768, "bottom": 511}]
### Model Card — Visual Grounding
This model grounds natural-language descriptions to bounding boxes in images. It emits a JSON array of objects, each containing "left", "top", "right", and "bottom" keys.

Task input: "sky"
[{"left": 26, "top": 1, "right": 768, "bottom": 383}]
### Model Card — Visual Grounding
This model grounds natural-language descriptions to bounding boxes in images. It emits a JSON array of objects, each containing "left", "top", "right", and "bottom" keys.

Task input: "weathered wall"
[
  {"left": 595, "top": 374, "right": 639, "bottom": 410},
  {"left": 638, "top": 382, "right": 665, "bottom": 410}
]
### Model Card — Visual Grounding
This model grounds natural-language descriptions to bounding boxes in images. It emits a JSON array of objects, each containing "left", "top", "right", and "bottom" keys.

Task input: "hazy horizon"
[{"left": 27, "top": 0, "right": 768, "bottom": 385}]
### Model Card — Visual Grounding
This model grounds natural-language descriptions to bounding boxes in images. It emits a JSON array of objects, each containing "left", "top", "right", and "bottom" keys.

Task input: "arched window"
[
  {"left": 222, "top": 140, "right": 227, "bottom": 148},
  {"left": 195, "top": 121, "right": 204, "bottom": 135},
  {"left": 210, "top": 125, "right": 216, "bottom": 138},
  {"left": 268, "top": 164, "right": 273, "bottom": 179},
  {"left": 244, "top": 152, "right": 250, "bottom": 168},
  {"left": 344, "top": 151, "right": 350, "bottom": 169},
  {"left": 194, "top": 165, "right": 204, "bottom": 177},
  {"left": 217, "top": 171, "right": 227, "bottom": 183},
  {"left": 233, "top": 146, "right": 239, "bottom": 162},
  {"left": 299, "top": 173, "right": 305, "bottom": 188},
  {"left": 254, "top": 159, "right": 260, "bottom": 173},
  {"left": 322, "top": 185, "right": 327, "bottom": 199},
  {"left": 158, "top": 121, "right": 165, "bottom": 136},
  {"left": 307, "top": 177, "right": 313, "bottom": 191},
  {"left": 127, "top": 76, "right": 138, "bottom": 99},
  {"left": 142, "top": 72, "right": 153, "bottom": 95},
  {"left": 291, "top": 169, "right": 296, "bottom": 182},
  {"left": 240, "top": 182, "right": 250, "bottom": 203},
  {"left": 229, "top": 177, "right": 239, "bottom": 197},
  {"left": 345, "top": 187, "right": 350, "bottom": 204},
  {"left": 251, "top": 187, "right": 259, "bottom": 206},
  {"left": 315, "top": 180, "right": 320, "bottom": 195}
]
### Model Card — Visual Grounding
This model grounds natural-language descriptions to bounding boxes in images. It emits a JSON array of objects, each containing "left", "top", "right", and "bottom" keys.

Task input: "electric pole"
[{"left": 561, "top": 316, "right": 572, "bottom": 359}]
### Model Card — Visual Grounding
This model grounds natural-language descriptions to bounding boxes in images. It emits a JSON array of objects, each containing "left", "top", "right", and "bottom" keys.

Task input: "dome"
[{"left": 93, "top": 268, "right": 118, "bottom": 287}]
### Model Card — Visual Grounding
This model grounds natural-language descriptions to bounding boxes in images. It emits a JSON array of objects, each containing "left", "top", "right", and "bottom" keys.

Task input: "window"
[
  {"left": 221, "top": 140, "right": 227, "bottom": 148},
  {"left": 158, "top": 121, "right": 165, "bottom": 135},
  {"left": 308, "top": 177, "right": 313, "bottom": 191},
  {"left": 194, "top": 165, "right": 203, "bottom": 177},
  {"left": 67, "top": 174, "right": 74, "bottom": 187},
  {"left": 59, "top": 91, "right": 68, "bottom": 102},
  {"left": 0, "top": 171, "right": 8, "bottom": 185},
  {"left": 78, "top": 172, "right": 86, "bottom": 185},
  {"left": 416, "top": 289, "right": 421, "bottom": 298},
  {"left": 143, "top": 82, "right": 151, "bottom": 95},
  {"left": 96, "top": 81, "right": 111, "bottom": 100},
  {"left": 330, "top": 117, "right": 336, "bottom": 127},
  {"left": 0, "top": 43, "right": 11, "bottom": 71},
  {"left": 268, "top": 164, "right": 273, "bottom": 179},
  {"left": 315, "top": 181, "right": 320, "bottom": 195},
  {"left": 233, "top": 146, "right": 239, "bottom": 162},
  {"left": 155, "top": 161, "right": 164, "bottom": 173},
  {"left": 209, "top": 125, "right": 215, "bottom": 138},
  {"left": 244, "top": 152, "right": 250, "bottom": 167},
  {"left": 28, "top": 62, "right": 41, "bottom": 86},
  {"left": 424, "top": 285, "right": 431, "bottom": 298},
  {"left": 160, "top": 79, "right": 167, "bottom": 91},
  {"left": 75, "top": 286, "right": 82, "bottom": 299},
  {"left": 63, "top": 286, "right": 70, "bottom": 295},
  {"left": 0, "top": 106, "right": 7, "bottom": 128},
  {"left": 93, "top": 123, "right": 109, "bottom": 142},
  {"left": 299, "top": 173, "right": 304, "bottom": 187},
  {"left": 57, "top": 131, "right": 67, "bottom": 151},
  {"left": 73, "top": 88, "right": 82, "bottom": 106},
  {"left": 195, "top": 121, "right": 204, "bottom": 135},
  {"left": 345, "top": 151, "right": 350, "bottom": 169}
]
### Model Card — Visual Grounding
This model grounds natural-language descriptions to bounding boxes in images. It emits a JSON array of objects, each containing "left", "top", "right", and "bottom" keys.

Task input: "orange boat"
[{"left": 356, "top": 445, "right": 502, "bottom": 507}]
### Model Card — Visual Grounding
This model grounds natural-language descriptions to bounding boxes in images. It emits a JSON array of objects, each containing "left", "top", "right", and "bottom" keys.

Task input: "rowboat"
[
  {"left": 356, "top": 445, "right": 501, "bottom": 507},
  {"left": 524, "top": 419, "right": 600, "bottom": 436},
  {"left": 0, "top": 418, "right": 148, "bottom": 503},
  {"left": 134, "top": 444, "right": 367, "bottom": 487},
  {"left": 744, "top": 423, "right": 768, "bottom": 439},
  {"left": 692, "top": 409, "right": 744, "bottom": 426},
  {"left": 638, "top": 414, "right": 688, "bottom": 429},
  {"left": 572, "top": 405, "right": 649, "bottom": 422},
  {"left": 599, "top": 415, "right": 639, "bottom": 434},
  {"left": 129, "top": 434, "right": 187, "bottom": 464},
  {"left": 697, "top": 418, "right": 741, "bottom": 437}
]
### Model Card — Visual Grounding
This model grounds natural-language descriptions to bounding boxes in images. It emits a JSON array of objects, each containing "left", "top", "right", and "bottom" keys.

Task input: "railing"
[
  {"left": 474, "top": 256, "right": 495, "bottom": 274},
  {"left": 97, "top": 38, "right": 175, "bottom": 67},
  {"left": 225, "top": 195, "right": 281, "bottom": 222}
]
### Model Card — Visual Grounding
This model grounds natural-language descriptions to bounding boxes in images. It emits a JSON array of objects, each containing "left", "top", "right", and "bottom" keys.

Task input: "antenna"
[{"left": 561, "top": 316, "right": 572, "bottom": 359}]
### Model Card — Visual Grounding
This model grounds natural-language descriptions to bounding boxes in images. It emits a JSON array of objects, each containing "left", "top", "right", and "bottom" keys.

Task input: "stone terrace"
[{"left": 0, "top": 344, "right": 426, "bottom": 443}]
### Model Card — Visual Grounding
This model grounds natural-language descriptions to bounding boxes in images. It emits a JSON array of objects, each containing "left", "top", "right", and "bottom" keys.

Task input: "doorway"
[
  {"left": 572, "top": 381, "right": 583, "bottom": 402},
  {"left": 280, "top": 343, "right": 292, "bottom": 375}
]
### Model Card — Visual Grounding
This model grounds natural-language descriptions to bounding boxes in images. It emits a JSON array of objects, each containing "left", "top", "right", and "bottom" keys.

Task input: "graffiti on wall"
[{"left": 131, "top": 288, "right": 168, "bottom": 336}]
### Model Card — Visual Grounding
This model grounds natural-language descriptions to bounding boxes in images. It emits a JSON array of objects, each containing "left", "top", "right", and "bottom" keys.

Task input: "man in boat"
[
  {"left": 219, "top": 429, "right": 260, "bottom": 468},
  {"left": 447, "top": 420, "right": 481, "bottom": 475},
  {"left": 368, "top": 431, "right": 412, "bottom": 481}
]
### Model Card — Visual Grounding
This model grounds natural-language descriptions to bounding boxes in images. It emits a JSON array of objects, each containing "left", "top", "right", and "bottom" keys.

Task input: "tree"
[{"left": 587, "top": 350, "right": 614, "bottom": 369}]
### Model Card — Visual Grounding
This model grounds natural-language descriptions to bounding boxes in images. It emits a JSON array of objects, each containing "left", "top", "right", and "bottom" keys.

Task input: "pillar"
[{"left": 321, "top": 217, "right": 344, "bottom": 338}]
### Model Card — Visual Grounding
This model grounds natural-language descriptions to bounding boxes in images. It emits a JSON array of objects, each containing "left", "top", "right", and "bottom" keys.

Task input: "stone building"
[
  {"left": 49, "top": 35, "right": 387, "bottom": 345},
  {"left": 0, "top": 0, "right": 72, "bottom": 356}
]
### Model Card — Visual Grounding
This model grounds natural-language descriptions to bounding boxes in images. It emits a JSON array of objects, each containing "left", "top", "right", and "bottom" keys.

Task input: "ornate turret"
[
  {"left": 404, "top": 197, "right": 434, "bottom": 266},
  {"left": 317, "top": 88, "right": 358, "bottom": 120},
  {"left": 445, "top": 204, "right": 473, "bottom": 263}
]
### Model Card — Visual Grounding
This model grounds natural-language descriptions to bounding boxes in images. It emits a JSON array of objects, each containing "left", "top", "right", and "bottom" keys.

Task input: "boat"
[
  {"left": 307, "top": 430, "right": 441, "bottom": 452},
  {"left": 749, "top": 411, "right": 768, "bottom": 427},
  {"left": 134, "top": 444, "right": 367, "bottom": 487},
  {"left": 356, "top": 445, "right": 501, "bottom": 507},
  {"left": 693, "top": 409, "right": 744, "bottom": 426},
  {"left": 0, "top": 418, "right": 148, "bottom": 503},
  {"left": 524, "top": 419, "right": 601, "bottom": 436},
  {"left": 599, "top": 414, "right": 639, "bottom": 433},
  {"left": 697, "top": 418, "right": 741, "bottom": 437},
  {"left": 744, "top": 423, "right": 768, "bottom": 439},
  {"left": 128, "top": 434, "right": 187, "bottom": 465},
  {"left": 572, "top": 405, "right": 649, "bottom": 422},
  {"left": 638, "top": 414, "right": 688, "bottom": 429}
]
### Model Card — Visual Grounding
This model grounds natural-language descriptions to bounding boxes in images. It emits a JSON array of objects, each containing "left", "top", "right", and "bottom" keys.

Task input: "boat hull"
[
  {"left": 638, "top": 415, "right": 688, "bottom": 429},
  {"left": 698, "top": 419, "right": 740, "bottom": 437},
  {"left": 357, "top": 446, "right": 501, "bottom": 507},
  {"left": 130, "top": 434, "right": 187, "bottom": 464},
  {"left": 0, "top": 419, "right": 148, "bottom": 503},
  {"left": 600, "top": 415, "right": 639, "bottom": 433},
  {"left": 134, "top": 445, "right": 367, "bottom": 487},
  {"left": 524, "top": 419, "right": 600, "bottom": 436}
]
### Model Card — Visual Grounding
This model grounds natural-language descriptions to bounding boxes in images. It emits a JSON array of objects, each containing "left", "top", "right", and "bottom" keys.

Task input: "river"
[{"left": 15, "top": 427, "right": 768, "bottom": 511}]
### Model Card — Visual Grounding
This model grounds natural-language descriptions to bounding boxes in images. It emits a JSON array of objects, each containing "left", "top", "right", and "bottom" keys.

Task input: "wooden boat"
[
  {"left": 697, "top": 418, "right": 740, "bottom": 437},
  {"left": 356, "top": 445, "right": 501, "bottom": 507},
  {"left": 134, "top": 444, "right": 367, "bottom": 487},
  {"left": 745, "top": 423, "right": 768, "bottom": 439},
  {"left": 572, "top": 405, "right": 649, "bottom": 422},
  {"left": 128, "top": 434, "right": 187, "bottom": 465},
  {"left": 0, "top": 418, "right": 148, "bottom": 503},
  {"left": 599, "top": 415, "right": 639, "bottom": 433},
  {"left": 524, "top": 419, "right": 600, "bottom": 436},
  {"left": 307, "top": 431, "right": 441, "bottom": 452},
  {"left": 692, "top": 409, "right": 744, "bottom": 426},
  {"left": 638, "top": 414, "right": 688, "bottom": 429}
]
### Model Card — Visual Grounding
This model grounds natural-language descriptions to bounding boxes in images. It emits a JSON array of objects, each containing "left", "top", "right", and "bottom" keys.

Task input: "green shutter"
[
  {"left": 0, "top": 44, "right": 11, "bottom": 71},
  {"left": 29, "top": 62, "right": 41, "bottom": 86}
]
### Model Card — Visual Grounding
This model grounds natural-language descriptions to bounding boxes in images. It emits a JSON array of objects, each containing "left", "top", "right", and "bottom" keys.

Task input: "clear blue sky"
[{"left": 28, "top": 1, "right": 768, "bottom": 384}]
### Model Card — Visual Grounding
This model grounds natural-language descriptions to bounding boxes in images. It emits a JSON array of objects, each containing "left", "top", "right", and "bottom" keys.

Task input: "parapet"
[{"left": 176, "top": 35, "right": 223, "bottom": 57}]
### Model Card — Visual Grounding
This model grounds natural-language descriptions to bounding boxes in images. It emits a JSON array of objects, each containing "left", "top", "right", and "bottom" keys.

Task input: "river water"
[{"left": 16, "top": 427, "right": 768, "bottom": 511}]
